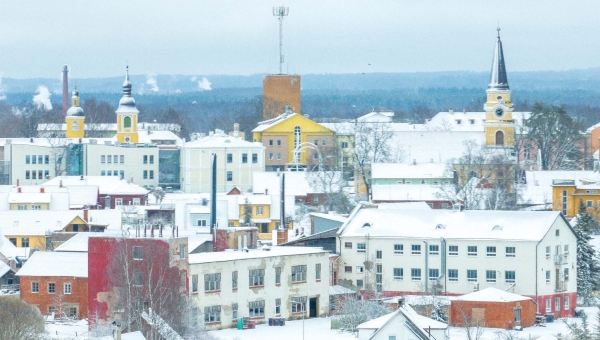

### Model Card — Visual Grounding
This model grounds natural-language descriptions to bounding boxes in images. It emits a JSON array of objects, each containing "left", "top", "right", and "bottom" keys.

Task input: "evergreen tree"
[
  {"left": 575, "top": 200, "right": 600, "bottom": 306},
  {"left": 430, "top": 296, "right": 448, "bottom": 323}
]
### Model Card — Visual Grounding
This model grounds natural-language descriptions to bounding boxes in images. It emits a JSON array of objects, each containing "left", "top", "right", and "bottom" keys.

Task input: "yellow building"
[
  {"left": 227, "top": 194, "right": 292, "bottom": 240},
  {"left": 483, "top": 28, "right": 515, "bottom": 148},
  {"left": 3, "top": 213, "right": 90, "bottom": 250},
  {"left": 552, "top": 174, "right": 600, "bottom": 220},
  {"left": 65, "top": 89, "right": 85, "bottom": 139},
  {"left": 252, "top": 107, "right": 335, "bottom": 171},
  {"left": 115, "top": 66, "right": 140, "bottom": 144}
]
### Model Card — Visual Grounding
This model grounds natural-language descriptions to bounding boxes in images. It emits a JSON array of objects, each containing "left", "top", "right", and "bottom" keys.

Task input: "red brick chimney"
[
  {"left": 17, "top": 187, "right": 21, "bottom": 193},
  {"left": 40, "top": 187, "right": 45, "bottom": 193},
  {"left": 83, "top": 209, "right": 88, "bottom": 222}
]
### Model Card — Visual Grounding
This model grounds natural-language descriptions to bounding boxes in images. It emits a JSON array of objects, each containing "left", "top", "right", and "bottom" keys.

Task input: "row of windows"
[
  {"left": 31, "top": 282, "right": 72, "bottom": 294},
  {"left": 101, "top": 170, "right": 124, "bottom": 177},
  {"left": 267, "top": 139, "right": 328, "bottom": 147},
  {"left": 346, "top": 243, "right": 517, "bottom": 258},
  {"left": 114, "top": 198, "right": 141, "bottom": 206},
  {"left": 226, "top": 153, "right": 259, "bottom": 164},
  {"left": 346, "top": 266, "right": 517, "bottom": 284},
  {"left": 546, "top": 268, "right": 570, "bottom": 282},
  {"left": 191, "top": 265, "right": 319, "bottom": 293},
  {"left": 25, "top": 155, "right": 49, "bottom": 165},
  {"left": 546, "top": 297, "right": 569, "bottom": 313},
  {"left": 142, "top": 155, "right": 155, "bottom": 164},
  {"left": 100, "top": 155, "right": 126, "bottom": 164},
  {"left": 203, "top": 297, "right": 297, "bottom": 323},
  {"left": 545, "top": 245, "right": 569, "bottom": 257},
  {"left": 9, "top": 237, "right": 28, "bottom": 247},
  {"left": 17, "top": 205, "right": 42, "bottom": 210},
  {"left": 25, "top": 170, "right": 49, "bottom": 180},
  {"left": 143, "top": 170, "right": 155, "bottom": 179}
]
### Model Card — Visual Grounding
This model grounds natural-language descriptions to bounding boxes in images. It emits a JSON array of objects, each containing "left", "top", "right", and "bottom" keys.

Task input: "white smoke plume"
[
  {"left": 146, "top": 74, "right": 159, "bottom": 92},
  {"left": 197, "top": 77, "right": 212, "bottom": 91},
  {"left": 33, "top": 85, "right": 52, "bottom": 111}
]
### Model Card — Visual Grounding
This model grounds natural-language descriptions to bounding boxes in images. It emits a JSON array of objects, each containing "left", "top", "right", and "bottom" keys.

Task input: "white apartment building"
[
  {"left": 180, "top": 130, "right": 265, "bottom": 193},
  {"left": 188, "top": 246, "right": 329, "bottom": 330},
  {"left": 0, "top": 138, "right": 159, "bottom": 188},
  {"left": 337, "top": 203, "right": 577, "bottom": 318}
]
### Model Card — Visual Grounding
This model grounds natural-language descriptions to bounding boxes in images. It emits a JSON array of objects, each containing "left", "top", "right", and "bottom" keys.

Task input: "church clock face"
[{"left": 495, "top": 108, "right": 504, "bottom": 117}]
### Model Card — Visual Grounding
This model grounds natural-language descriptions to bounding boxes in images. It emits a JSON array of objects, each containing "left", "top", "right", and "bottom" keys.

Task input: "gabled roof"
[
  {"left": 183, "top": 130, "right": 263, "bottom": 149},
  {"left": 252, "top": 112, "right": 333, "bottom": 134},
  {"left": 0, "top": 261, "right": 12, "bottom": 277},
  {"left": 0, "top": 210, "right": 87, "bottom": 236},
  {"left": 456, "top": 287, "right": 532, "bottom": 303},
  {"left": 16, "top": 251, "right": 88, "bottom": 278}
]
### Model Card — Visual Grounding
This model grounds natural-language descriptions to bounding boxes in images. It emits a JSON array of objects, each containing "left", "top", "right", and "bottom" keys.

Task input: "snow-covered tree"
[
  {"left": 575, "top": 200, "right": 600, "bottom": 306},
  {"left": 565, "top": 309, "right": 592, "bottom": 340},
  {"left": 242, "top": 198, "right": 252, "bottom": 226},
  {"left": 334, "top": 296, "right": 390, "bottom": 333},
  {"left": 152, "top": 187, "right": 166, "bottom": 204},
  {"left": 430, "top": 296, "right": 448, "bottom": 323}
]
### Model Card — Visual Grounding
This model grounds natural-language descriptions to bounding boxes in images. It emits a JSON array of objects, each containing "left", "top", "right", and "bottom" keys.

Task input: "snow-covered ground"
[{"left": 43, "top": 307, "right": 599, "bottom": 339}]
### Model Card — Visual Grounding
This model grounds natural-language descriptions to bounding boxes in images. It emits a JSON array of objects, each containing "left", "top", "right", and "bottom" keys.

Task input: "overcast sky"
[{"left": 1, "top": 0, "right": 599, "bottom": 79}]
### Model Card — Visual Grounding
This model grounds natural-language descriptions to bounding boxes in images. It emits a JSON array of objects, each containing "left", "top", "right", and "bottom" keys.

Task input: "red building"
[
  {"left": 88, "top": 234, "right": 188, "bottom": 330},
  {"left": 17, "top": 251, "right": 88, "bottom": 319},
  {"left": 450, "top": 288, "right": 537, "bottom": 329}
]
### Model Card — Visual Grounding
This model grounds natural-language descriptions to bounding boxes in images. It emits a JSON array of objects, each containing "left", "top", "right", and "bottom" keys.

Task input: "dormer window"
[
  {"left": 469, "top": 119, "right": 475, "bottom": 125},
  {"left": 455, "top": 119, "right": 462, "bottom": 125}
]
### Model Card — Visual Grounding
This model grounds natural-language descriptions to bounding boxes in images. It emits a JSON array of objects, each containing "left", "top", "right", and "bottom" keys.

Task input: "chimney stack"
[
  {"left": 40, "top": 187, "right": 45, "bottom": 193},
  {"left": 62, "top": 65, "right": 69, "bottom": 117},
  {"left": 83, "top": 209, "right": 88, "bottom": 222},
  {"left": 17, "top": 187, "right": 21, "bottom": 193}
]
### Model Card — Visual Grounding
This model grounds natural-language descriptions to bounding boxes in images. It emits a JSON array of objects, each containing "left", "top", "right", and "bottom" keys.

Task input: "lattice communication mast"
[{"left": 272, "top": 6, "right": 289, "bottom": 74}]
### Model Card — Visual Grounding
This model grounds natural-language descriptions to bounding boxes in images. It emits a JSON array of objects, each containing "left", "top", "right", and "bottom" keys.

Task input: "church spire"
[
  {"left": 123, "top": 65, "right": 132, "bottom": 97},
  {"left": 488, "top": 27, "right": 509, "bottom": 90}
]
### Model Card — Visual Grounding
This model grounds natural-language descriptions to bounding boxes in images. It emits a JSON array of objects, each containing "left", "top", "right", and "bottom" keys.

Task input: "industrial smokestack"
[
  {"left": 62, "top": 65, "right": 69, "bottom": 117},
  {"left": 210, "top": 154, "right": 217, "bottom": 235},
  {"left": 280, "top": 173, "right": 285, "bottom": 230}
]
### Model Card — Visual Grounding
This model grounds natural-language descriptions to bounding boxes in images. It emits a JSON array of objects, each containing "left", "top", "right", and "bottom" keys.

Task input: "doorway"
[{"left": 309, "top": 297, "right": 318, "bottom": 318}]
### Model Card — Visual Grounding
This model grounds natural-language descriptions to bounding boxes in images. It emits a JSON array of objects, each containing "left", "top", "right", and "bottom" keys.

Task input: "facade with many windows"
[
  {"left": 189, "top": 246, "right": 329, "bottom": 330},
  {"left": 180, "top": 130, "right": 265, "bottom": 193},
  {"left": 337, "top": 203, "right": 577, "bottom": 319}
]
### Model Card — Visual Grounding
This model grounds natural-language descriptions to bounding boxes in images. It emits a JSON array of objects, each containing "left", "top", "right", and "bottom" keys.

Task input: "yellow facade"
[
  {"left": 116, "top": 114, "right": 139, "bottom": 143},
  {"left": 483, "top": 89, "right": 515, "bottom": 148},
  {"left": 253, "top": 114, "right": 334, "bottom": 166},
  {"left": 552, "top": 183, "right": 598, "bottom": 219},
  {"left": 9, "top": 203, "right": 49, "bottom": 210},
  {"left": 66, "top": 117, "right": 85, "bottom": 138},
  {"left": 4, "top": 216, "right": 89, "bottom": 250}
]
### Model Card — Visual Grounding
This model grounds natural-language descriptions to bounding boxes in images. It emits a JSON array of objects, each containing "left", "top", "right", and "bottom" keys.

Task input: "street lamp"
[{"left": 291, "top": 298, "right": 305, "bottom": 340}]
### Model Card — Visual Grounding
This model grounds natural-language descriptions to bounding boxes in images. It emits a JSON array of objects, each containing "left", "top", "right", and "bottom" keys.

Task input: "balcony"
[
  {"left": 555, "top": 280, "right": 567, "bottom": 292},
  {"left": 554, "top": 254, "right": 568, "bottom": 265}
]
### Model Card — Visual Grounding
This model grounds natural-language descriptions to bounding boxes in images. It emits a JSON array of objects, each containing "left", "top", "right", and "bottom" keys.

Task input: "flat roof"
[{"left": 189, "top": 246, "right": 327, "bottom": 264}]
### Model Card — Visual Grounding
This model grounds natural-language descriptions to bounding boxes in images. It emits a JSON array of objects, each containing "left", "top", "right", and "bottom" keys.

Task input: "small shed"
[
  {"left": 357, "top": 304, "right": 447, "bottom": 340},
  {"left": 450, "top": 287, "right": 536, "bottom": 329}
]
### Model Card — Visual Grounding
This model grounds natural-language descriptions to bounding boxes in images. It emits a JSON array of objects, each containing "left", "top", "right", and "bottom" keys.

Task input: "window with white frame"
[
  {"left": 204, "top": 273, "right": 221, "bottom": 291},
  {"left": 486, "top": 270, "right": 496, "bottom": 283},
  {"left": 467, "top": 270, "right": 477, "bottom": 282},
  {"left": 180, "top": 245, "right": 186, "bottom": 259},
  {"left": 411, "top": 244, "right": 421, "bottom": 255},
  {"left": 448, "top": 269, "right": 458, "bottom": 282},
  {"left": 486, "top": 246, "right": 496, "bottom": 257},
  {"left": 546, "top": 271, "right": 551, "bottom": 283},
  {"left": 448, "top": 245, "right": 458, "bottom": 256},
  {"left": 429, "top": 269, "right": 439, "bottom": 280},
  {"left": 505, "top": 271, "right": 516, "bottom": 283},
  {"left": 232, "top": 303, "right": 238, "bottom": 319},
  {"left": 565, "top": 296, "right": 570, "bottom": 310},
  {"left": 467, "top": 246, "right": 477, "bottom": 256},
  {"left": 249, "top": 269, "right": 265, "bottom": 287},
  {"left": 316, "top": 264, "right": 321, "bottom": 280},
  {"left": 232, "top": 271, "right": 238, "bottom": 289},
  {"left": 546, "top": 299, "right": 551, "bottom": 313},
  {"left": 292, "top": 296, "right": 306, "bottom": 313},
  {"left": 555, "top": 297, "right": 561, "bottom": 311},
  {"left": 31, "top": 282, "right": 39, "bottom": 293},
  {"left": 275, "top": 267, "right": 281, "bottom": 284},
  {"left": 204, "top": 305, "right": 221, "bottom": 323},
  {"left": 115, "top": 198, "right": 123, "bottom": 206},
  {"left": 411, "top": 268, "right": 421, "bottom": 281},
  {"left": 133, "top": 198, "right": 140, "bottom": 205},
  {"left": 376, "top": 250, "right": 382, "bottom": 259},
  {"left": 356, "top": 266, "right": 364, "bottom": 274},
  {"left": 357, "top": 243, "right": 366, "bottom": 253},
  {"left": 393, "top": 268, "right": 403, "bottom": 280},
  {"left": 514, "top": 308, "right": 521, "bottom": 324},
  {"left": 394, "top": 244, "right": 403, "bottom": 255},
  {"left": 257, "top": 206, "right": 263, "bottom": 215},
  {"left": 506, "top": 247, "right": 516, "bottom": 257},
  {"left": 545, "top": 246, "right": 551, "bottom": 257},
  {"left": 275, "top": 299, "right": 281, "bottom": 315},
  {"left": 429, "top": 245, "right": 439, "bottom": 255},
  {"left": 291, "top": 265, "right": 307, "bottom": 283},
  {"left": 64, "top": 283, "right": 71, "bottom": 294}
]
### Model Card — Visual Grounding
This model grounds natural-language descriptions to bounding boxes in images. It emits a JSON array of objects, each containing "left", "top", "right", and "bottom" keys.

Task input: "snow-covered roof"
[
  {"left": 399, "top": 305, "right": 447, "bottom": 330},
  {"left": 54, "top": 230, "right": 122, "bottom": 252},
  {"left": 382, "top": 295, "right": 452, "bottom": 306},
  {"left": 16, "top": 251, "right": 88, "bottom": 278},
  {"left": 0, "top": 210, "right": 86, "bottom": 236},
  {"left": 423, "top": 111, "right": 530, "bottom": 132},
  {"left": 338, "top": 203, "right": 566, "bottom": 241},
  {"left": 456, "top": 287, "right": 532, "bottom": 303},
  {"left": 187, "top": 235, "right": 212, "bottom": 253},
  {"left": 357, "top": 311, "right": 397, "bottom": 329},
  {"left": 0, "top": 236, "right": 19, "bottom": 259},
  {"left": 357, "top": 111, "right": 394, "bottom": 123},
  {"left": 518, "top": 171, "right": 594, "bottom": 206},
  {"left": 310, "top": 213, "right": 348, "bottom": 223},
  {"left": 252, "top": 171, "right": 342, "bottom": 196},
  {"left": 390, "top": 131, "right": 485, "bottom": 165},
  {"left": 0, "top": 261, "right": 12, "bottom": 277},
  {"left": 96, "top": 331, "right": 146, "bottom": 340},
  {"left": 189, "top": 246, "right": 327, "bottom": 264},
  {"left": 372, "top": 163, "right": 449, "bottom": 179},
  {"left": 329, "top": 285, "right": 356, "bottom": 295},
  {"left": 237, "top": 194, "right": 272, "bottom": 205},
  {"left": 377, "top": 202, "right": 432, "bottom": 210},
  {"left": 8, "top": 192, "right": 52, "bottom": 204},
  {"left": 372, "top": 185, "right": 446, "bottom": 202},
  {"left": 252, "top": 113, "right": 298, "bottom": 132},
  {"left": 183, "top": 130, "right": 263, "bottom": 149},
  {"left": 44, "top": 176, "right": 148, "bottom": 195}
]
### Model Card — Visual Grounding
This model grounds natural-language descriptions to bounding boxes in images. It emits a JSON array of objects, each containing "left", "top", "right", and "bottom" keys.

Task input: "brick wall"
[
  {"left": 20, "top": 276, "right": 88, "bottom": 319},
  {"left": 450, "top": 299, "right": 536, "bottom": 329}
]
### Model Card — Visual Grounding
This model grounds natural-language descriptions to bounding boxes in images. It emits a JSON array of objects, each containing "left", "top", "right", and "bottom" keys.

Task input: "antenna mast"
[{"left": 272, "top": 6, "right": 289, "bottom": 75}]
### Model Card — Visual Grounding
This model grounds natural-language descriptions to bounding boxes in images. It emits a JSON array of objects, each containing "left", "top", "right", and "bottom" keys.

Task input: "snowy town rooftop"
[
  {"left": 44, "top": 176, "right": 148, "bottom": 195},
  {"left": 371, "top": 162, "right": 449, "bottom": 179},
  {"left": 16, "top": 251, "right": 88, "bottom": 278},
  {"left": 253, "top": 171, "right": 342, "bottom": 196},
  {"left": 189, "top": 246, "right": 328, "bottom": 264},
  {"left": 455, "top": 287, "right": 533, "bottom": 303},
  {"left": 0, "top": 210, "right": 120, "bottom": 236},
  {"left": 338, "top": 203, "right": 567, "bottom": 241},
  {"left": 184, "top": 129, "right": 263, "bottom": 148}
]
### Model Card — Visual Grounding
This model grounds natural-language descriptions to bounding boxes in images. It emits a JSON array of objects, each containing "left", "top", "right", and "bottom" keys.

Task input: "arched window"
[
  {"left": 293, "top": 126, "right": 301, "bottom": 162},
  {"left": 123, "top": 116, "right": 132, "bottom": 129},
  {"left": 72, "top": 120, "right": 79, "bottom": 132},
  {"left": 495, "top": 130, "right": 505, "bottom": 146}
]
